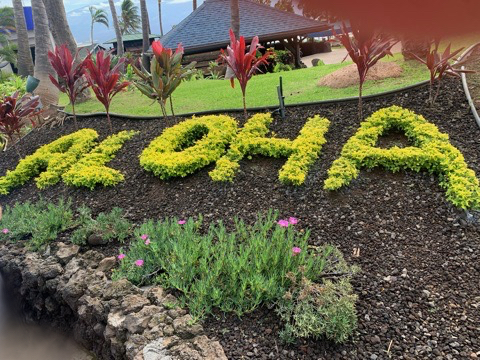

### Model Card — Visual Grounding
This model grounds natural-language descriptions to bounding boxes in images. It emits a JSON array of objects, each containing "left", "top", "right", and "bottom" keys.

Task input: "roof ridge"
[
  {"left": 240, "top": 0, "right": 323, "bottom": 25},
  {"left": 161, "top": 1, "right": 208, "bottom": 45}
]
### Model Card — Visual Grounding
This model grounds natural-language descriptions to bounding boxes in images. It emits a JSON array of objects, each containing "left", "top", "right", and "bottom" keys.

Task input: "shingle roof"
[
  {"left": 105, "top": 33, "right": 161, "bottom": 44},
  {"left": 159, "top": 0, "right": 328, "bottom": 54}
]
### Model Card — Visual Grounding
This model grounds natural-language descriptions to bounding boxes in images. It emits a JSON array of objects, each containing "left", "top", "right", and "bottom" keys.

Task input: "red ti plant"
[
  {"left": 0, "top": 91, "right": 41, "bottom": 156},
  {"left": 48, "top": 44, "right": 90, "bottom": 129},
  {"left": 84, "top": 51, "right": 130, "bottom": 133},
  {"left": 333, "top": 22, "right": 397, "bottom": 120},
  {"left": 410, "top": 39, "right": 473, "bottom": 105},
  {"left": 219, "top": 29, "right": 272, "bottom": 118}
]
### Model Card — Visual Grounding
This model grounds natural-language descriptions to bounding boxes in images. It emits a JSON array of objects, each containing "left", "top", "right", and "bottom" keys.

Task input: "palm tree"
[
  {"left": 0, "top": 7, "right": 17, "bottom": 66},
  {"left": 230, "top": 0, "right": 239, "bottom": 38},
  {"left": 12, "top": 0, "right": 34, "bottom": 76},
  {"left": 158, "top": 0, "right": 163, "bottom": 36},
  {"left": 139, "top": 0, "right": 149, "bottom": 69},
  {"left": 119, "top": 0, "right": 141, "bottom": 35},
  {"left": 31, "top": 0, "right": 58, "bottom": 110},
  {"left": 89, "top": 6, "right": 109, "bottom": 45},
  {"left": 0, "top": 34, "right": 17, "bottom": 66},
  {"left": 108, "top": 0, "right": 124, "bottom": 58},
  {"left": 44, "top": 0, "right": 90, "bottom": 102}
]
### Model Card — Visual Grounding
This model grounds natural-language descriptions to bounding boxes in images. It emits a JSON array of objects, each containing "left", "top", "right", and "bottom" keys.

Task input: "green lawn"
[{"left": 61, "top": 54, "right": 429, "bottom": 116}]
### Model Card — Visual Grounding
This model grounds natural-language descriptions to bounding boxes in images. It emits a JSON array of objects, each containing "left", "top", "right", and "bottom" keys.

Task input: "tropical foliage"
[
  {"left": 131, "top": 41, "right": 196, "bottom": 116},
  {"left": 89, "top": 6, "right": 109, "bottom": 45},
  {"left": 219, "top": 29, "right": 272, "bottom": 117},
  {"left": 84, "top": 51, "right": 130, "bottom": 133},
  {"left": 333, "top": 22, "right": 397, "bottom": 119},
  {"left": 410, "top": 39, "right": 472, "bottom": 104},
  {"left": 119, "top": 0, "right": 141, "bottom": 34},
  {"left": 48, "top": 44, "right": 90, "bottom": 129},
  {"left": 0, "top": 91, "right": 40, "bottom": 155}
]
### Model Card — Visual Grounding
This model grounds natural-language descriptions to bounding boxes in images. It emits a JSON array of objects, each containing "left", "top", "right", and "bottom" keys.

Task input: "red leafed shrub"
[
  {"left": 48, "top": 44, "right": 90, "bottom": 129},
  {"left": 410, "top": 39, "right": 473, "bottom": 105},
  {"left": 84, "top": 51, "right": 130, "bottom": 133},
  {"left": 219, "top": 29, "right": 272, "bottom": 117},
  {"left": 0, "top": 91, "right": 41, "bottom": 155},
  {"left": 333, "top": 22, "right": 397, "bottom": 119}
]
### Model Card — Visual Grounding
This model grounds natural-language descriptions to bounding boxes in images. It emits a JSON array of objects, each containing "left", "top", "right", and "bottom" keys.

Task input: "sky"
[{"left": 0, "top": 0, "right": 205, "bottom": 45}]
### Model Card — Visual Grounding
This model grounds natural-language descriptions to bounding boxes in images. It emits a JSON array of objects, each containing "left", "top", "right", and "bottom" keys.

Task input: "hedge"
[
  {"left": 324, "top": 106, "right": 480, "bottom": 209},
  {"left": 209, "top": 113, "right": 331, "bottom": 185},
  {"left": 140, "top": 115, "right": 237, "bottom": 179}
]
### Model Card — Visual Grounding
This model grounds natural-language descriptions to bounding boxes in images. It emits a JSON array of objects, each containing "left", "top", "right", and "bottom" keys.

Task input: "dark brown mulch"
[{"left": 1, "top": 78, "right": 480, "bottom": 359}]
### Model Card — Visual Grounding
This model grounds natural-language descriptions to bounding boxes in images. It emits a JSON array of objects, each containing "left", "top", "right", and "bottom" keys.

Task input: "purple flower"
[
  {"left": 2, "top": 228, "right": 9, "bottom": 234},
  {"left": 135, "top": 259, "right": 144, "bottom": 267},
  {"left": 288, "top": 217, "right": 298, "bottom": 225},
  {"left": 277, "top": 219, "right": 289, "bottom": 227},
  {"left": 292, "top": 247, "right": 302, "bottom": 256},
  {"left": 141, "top": 234, "right": 149, "bottom": 241},
  {"left": 145, "top": 239, "right": 151, "bottom": 245},
  {"left": 178, "top": 220, "right": 186, "bottom": 225},
  {"left": 117, "top": 253, "right": 126, "bottom": 260}
]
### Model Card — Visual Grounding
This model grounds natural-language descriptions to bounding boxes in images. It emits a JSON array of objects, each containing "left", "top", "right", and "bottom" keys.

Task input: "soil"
[
  {"left": 318, "top": 62, "right": 403, "bottom": 89},
  {"left": 1, "top": 78, "right": 480, "bottom": 359}
]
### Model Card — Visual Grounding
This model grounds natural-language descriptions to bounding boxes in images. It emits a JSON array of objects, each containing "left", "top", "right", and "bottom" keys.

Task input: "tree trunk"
[
  {"left": 230, "top": 0, "right": 240, "bottom": 38},
  {"left": 43, "top": 0, "right": 90, "bottom": 102},
  {"left": 140, "top": 0, "right": 150, "bottom": 69},
  {"left": 32, "top": 0, "right": 59, "bottom": 113},
  {"left": 193, "top": 0, "right": 197, "bottom": 11},
  {"left": 158, "top": 0, "right": 163, "bottom": 36},
  {"left": 108, "top": 0, "right": 124, "bottom": 58},
  {"left": 12, "top": 0, "right": 34, "bottom": 76}
]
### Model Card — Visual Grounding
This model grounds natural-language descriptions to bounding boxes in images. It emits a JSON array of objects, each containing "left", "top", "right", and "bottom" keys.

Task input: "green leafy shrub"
[
  {"left": 0, "top": 74, "right": 26, "bottom": 97},
  {"left": 324, "top": 106, "right": 480, "bottom": 209},
  {"left": 209, "top": 113, "right": 330, "bottom": 185},
  {"left": 0, "top": 198, "right": 73, "bottom": 250},
  {"left": 71, "top": 206, "right": 131, "bottom": 245},
  {"left": 277, "top": 265, "right": 357, "bottom": 344},
  {"left": 113, "top": 211, "right": 357, "bottom": 344},
  {"left": 0, "top": 129, "right": 98, "bottom": 195},
  {"left": 62, "top": 130, "right": 137, "bottom": 189},
  {"left": 140, "top": 115, "right": 237, "bottom": 179},
  {"left": 273, "top": 63, "right": 293, "bottom": 73}
]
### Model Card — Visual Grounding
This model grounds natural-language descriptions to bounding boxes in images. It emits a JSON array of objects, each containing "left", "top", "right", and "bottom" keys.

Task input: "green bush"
[
  {"left": 62, "top": 130, "right": 137, "bottom": 189},
  {"left": 209, "top": 113, "right": 330, "bottom": 185},
  {"left": 273, "top": 63, "right": 293, "bottom": 73},
  {"left": 0, "top": 74, "right": 26, "bottom": 97},
  {"left": 71, "top": 206, "right": 131, "bottom": 245},
  {"left": 140, "top": 115, "right": 237, "bottom": 179},
  {"left": 113, "top": 211, "right": 357, "bottom": 343},
  {"left": 324, "top": 106, "right": 480, "bottom": 209},
  {"left": 0, "top": 198, "right": 73, "bottom": 250}
]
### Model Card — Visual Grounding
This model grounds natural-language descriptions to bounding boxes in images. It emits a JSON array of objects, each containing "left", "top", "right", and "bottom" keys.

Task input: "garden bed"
[{"left": 1, "top": 78, "right": 480, "bottom": 359}]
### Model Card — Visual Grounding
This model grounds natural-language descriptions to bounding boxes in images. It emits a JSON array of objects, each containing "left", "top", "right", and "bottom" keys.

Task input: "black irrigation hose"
[{"left": 61, "top": 79, "right": 431, "bottom": 121}]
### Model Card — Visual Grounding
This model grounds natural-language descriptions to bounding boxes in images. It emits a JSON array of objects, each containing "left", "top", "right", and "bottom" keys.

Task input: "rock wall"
[{"left": 0, "top": 242, "right": 226, "bottom": 360}]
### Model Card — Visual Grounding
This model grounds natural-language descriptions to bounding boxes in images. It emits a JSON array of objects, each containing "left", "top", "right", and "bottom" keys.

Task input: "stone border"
[{"left": 0, "top": 242, "right": 226, "bottom": 360}]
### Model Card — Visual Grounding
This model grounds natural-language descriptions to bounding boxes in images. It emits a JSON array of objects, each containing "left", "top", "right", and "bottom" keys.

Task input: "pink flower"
[
  {"left": 178, "top": 220, "right": 186, "bottom": 225},
  {"left": 2, "top": 228, "right": 9, "bottom": 234},
  {"left": 277, "top": 219, "right": 289, "bottom": 227},
  {"left": 292, "top": 247, "right": 302, "bottom": 256},
  {"left": 135, "top": 259, "right": 144, "bottom": 267},
  {"left": 117, "top": 253, "right": 126, "bottom": 260},
  {"left": 288, "top": 217, "right": 298, "bottom": 225},
  {"left": 145, "top": 239, "right": 151, "bottom": 245},
  {"left": 141, "top": 234, "right": 149, "bottom": 241}
]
